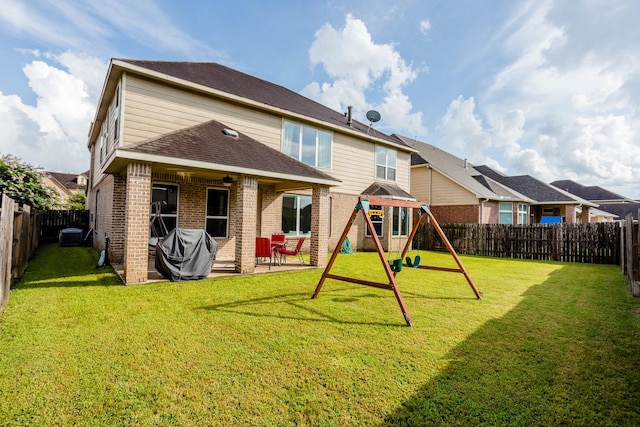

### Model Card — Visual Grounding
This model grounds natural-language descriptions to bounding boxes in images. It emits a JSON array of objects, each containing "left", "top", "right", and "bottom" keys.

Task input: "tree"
[
  {"left": 0, "top": 154, "right": 56, "bottom": 211},
  {"left": 66, "top": 192, "right": 86, "bottom": 211}
]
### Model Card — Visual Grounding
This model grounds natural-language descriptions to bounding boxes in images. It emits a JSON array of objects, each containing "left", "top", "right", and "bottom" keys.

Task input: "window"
[
  {"left": 282, "top": 194, "right": 312, "bottom": 236},
  {"left": 376, "top": 146, "right": 396, "bottom": 181},
  {"left": 112, "top": 85, "right": 120, "bottom": 142},
  {"left": 283, "top": 121, "right": 332, "bottom": 169},
  {"left": 99, "top": 123, "right": 107, "bottom": 163},
  {"left": 206, "top": 188, "right": 229, "bottom": 238},
  {"left": 517, "top": 204, "right": 528, "bottom": 224},
  {"left": 392, "top": 206, "right": 409, "bottom": 236},
  {"left": 151, "top": 183, "right": 178, "bottom": 235},
  {"left": 365, "top": 205, "right": 384, "bottom": 237},
  {"left": 499, "top": 202, "right": 513, "bottom": 224}
]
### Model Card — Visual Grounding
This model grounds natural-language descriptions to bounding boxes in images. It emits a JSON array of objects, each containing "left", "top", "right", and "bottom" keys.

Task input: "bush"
[{"left": 0, "top": 154, "right": 56, "bottom": 210}]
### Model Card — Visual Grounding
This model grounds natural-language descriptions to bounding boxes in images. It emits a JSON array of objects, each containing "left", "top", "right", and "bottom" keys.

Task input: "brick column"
[
  {"left": 565, "top": 204, "right": 576, "bottom": 223},
  {"left": 123, "top": 162, "right": 151, "bottom": 284},
  {"left": 581, "top": 206, "right": 591, "bottom": 223},
  {"left": 234, "top": 175, "right": 258, "bottom": 273},
  {"left": 310, "top": 184, "right": 330, "bottom": 267}
]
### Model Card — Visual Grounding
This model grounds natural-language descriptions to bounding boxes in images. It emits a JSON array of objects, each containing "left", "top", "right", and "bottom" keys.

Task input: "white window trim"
[
  {"left": 282, "top": 120, "right": 333, "bottom": 170},
  {"left": 151, "top": 182, "right": 179, "bottom": 231},
  {"left": 375, "top": 145, "right": 397, "bottom": 181}
]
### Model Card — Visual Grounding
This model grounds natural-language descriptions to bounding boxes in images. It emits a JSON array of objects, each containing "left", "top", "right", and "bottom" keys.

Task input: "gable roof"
[
  {"left": 45, "top": 172, "right": 87, "bottom": 191},
  {"left": 109, "top": 119, "right": 340, "bottom": 187},
  {"left": 394, "top": 135, "right": 533, "bottom": 202},
  {"left": 361, "top": 182, "right": 415, "bottom": 200},
  {"left": 595, "top": 203, "right": 640, "bottom": 220},
  {"left": 474, "top": 165, "right": 596, "bottom": 206},
  {"left": 550, "top": 179, "right": 632, "bottom": 202},
  {"left": 90, "top": 59, "right": 411, "bottom": 152}
]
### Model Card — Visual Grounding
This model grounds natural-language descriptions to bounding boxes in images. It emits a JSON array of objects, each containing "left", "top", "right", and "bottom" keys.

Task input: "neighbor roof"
[
  {"left": 550, "top": 179, "right": 632, "bottom": 202},
  {"left": 46, "top": 172, "right": 87, "bottom": 191},
  {"left": 474, "top": 166, "right": 597, "bottom": 206},
  {"left": 394, "top": 135, "right": 533, "bottom": 203},
  {"left": 96, "top": 59, "right": 410, "bottom": 151},
  {"left": 112, "top": 119, "right": 341, "bottom": 186}
]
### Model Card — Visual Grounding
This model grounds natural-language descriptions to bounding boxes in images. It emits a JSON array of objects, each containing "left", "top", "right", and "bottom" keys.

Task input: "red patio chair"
[
  {"left": 276, "top": 237, "right": 305, "bottom": 265},
  {"left": 255, "top": 237, "right": 272, "bottom": 269}
]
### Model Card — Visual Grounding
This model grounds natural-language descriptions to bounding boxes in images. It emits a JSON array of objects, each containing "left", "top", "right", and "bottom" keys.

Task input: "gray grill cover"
[{"left": 155, "top": 229, "right": 217, "bottom": 281}]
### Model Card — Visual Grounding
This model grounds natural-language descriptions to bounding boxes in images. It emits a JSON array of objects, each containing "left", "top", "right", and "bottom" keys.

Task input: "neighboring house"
[
  {"left": 86, "top": 59, "right": 416, "bottom": 284},
  {"left": 552, "top": 179, "right": 639, "bottom": 221},
  {"left": 42, "top": 171, "right": 88, "bottom": 208},
  {"left": 474, "top": 166, "right": 597, "bottom": 223},
  {"left": 396, "top": 135, "right": 535, "bottom": 224}
]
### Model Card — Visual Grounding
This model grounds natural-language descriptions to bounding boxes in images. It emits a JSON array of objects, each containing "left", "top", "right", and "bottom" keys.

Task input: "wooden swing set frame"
[{"left": 311, "top": 197, "right": 482, "bottom": 326}]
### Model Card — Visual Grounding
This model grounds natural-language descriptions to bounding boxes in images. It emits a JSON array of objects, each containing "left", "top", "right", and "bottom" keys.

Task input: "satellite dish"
[{"left": 366, "top": 110, "right": 381, "bottom": 123}]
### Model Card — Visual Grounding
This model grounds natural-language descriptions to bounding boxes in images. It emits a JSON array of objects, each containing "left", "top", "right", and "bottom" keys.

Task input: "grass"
[{"left": 0, "top": 244, "right": 639, "bottom": 426}]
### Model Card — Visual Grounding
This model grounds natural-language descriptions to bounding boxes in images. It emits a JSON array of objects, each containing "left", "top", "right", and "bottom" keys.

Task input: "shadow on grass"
[
  {"left": 198, "top": 288, "right": 404, "bottom": 327},
  {"left": 14, "top": 244, "right": 121, "bottom": 289},
  {"left": 381, "top": 265, "right": 640, "bottom": 426}
]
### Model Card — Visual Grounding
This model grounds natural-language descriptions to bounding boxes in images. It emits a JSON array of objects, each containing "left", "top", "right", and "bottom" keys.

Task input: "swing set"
[{"left": 311, "top": 197, "right": 482, "bottom": 326}]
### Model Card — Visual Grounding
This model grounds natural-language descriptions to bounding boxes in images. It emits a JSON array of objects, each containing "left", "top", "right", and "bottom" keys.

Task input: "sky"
[{"left": 1, "top": 0, "right": 639, "bottom": 199}]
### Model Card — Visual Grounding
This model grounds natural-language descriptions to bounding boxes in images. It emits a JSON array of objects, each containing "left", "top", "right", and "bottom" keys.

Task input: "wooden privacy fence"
[
  {"left": 0, "top": 194, "right": 40, "bottom": 311},
  {"left": 621, "top": 214, "right": 640, "bottom": 296},
  {"left": 39, "top": 209, "right": 90, "bottom": 244},
  {"left": 416, "top": 222, "right": 621, "bottom": 264}
]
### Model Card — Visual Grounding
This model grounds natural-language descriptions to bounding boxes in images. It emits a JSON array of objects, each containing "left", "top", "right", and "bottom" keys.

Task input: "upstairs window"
[
  {"left": 112, "top": 84, "right": 121, "bottom": 142},
  {"left": 376, "top": 146, "right": 396, "bottom": 181},
  {"left": 283, "top": 121, "right": 332, "bottom": 169}
]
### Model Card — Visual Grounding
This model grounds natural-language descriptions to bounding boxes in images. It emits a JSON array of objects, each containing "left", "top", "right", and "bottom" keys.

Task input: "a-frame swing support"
[{"left": 311, "top": 197, "right": 482, "bottom": 327}]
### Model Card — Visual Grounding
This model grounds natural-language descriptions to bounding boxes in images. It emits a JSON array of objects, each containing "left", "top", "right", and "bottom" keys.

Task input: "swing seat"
[
  {"left": 405, "top": 255, "right": 421, "bottom": 268},
  {"left": 390, "top": 258, "right": 403, "bottom": 272}
]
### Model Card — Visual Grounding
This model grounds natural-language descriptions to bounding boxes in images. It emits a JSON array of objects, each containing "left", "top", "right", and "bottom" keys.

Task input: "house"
[
  {"left": 551, "top": 179, "right": 639, "bottom": 221},
  {"left": 42, "top": 171, "right": 88, "bottom": 208},
  {"left": 395, "top": 135, "right": 535, "bottom": 224},
  {"left": 473, "top": 166, "right": 597, "bottom": 223},
  {"left": 86, "top": 60, "right": 416, "bottom": 284},
  {"left": 396, "top": 135, "right": 597, "bottom": 224}
]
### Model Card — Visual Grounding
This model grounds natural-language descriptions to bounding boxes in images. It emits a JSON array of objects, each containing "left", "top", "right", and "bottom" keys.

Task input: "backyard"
[{"left": 1, "top": 244, "right": 639, "bottom": 426}]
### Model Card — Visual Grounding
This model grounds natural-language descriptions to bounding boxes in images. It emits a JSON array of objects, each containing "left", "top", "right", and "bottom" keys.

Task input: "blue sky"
[{"left": 1, "top": 0, "right": 639, "bottom": 199}]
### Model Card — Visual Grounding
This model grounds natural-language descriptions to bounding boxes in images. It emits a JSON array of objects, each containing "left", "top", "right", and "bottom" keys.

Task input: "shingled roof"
[
  {"left": 394, "top": 135, "right": 532, "bottom": 202},
  {"left": 550, "top": 179, "right": 632, "bottom": 202},
  {"left": 118, "top": 119, "right": 340, "bottom": 185},
  {"left": 474, "top": 165, "right": 594, "bottom": 205},
  {"left": 117, "top": 60, "right": 408, "bottom": 149}
]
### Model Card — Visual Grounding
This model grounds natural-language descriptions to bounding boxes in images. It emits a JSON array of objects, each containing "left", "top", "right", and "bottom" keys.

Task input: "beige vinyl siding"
[
  {"left": 430, "top": 170, "right": 478, "bottom": 205},
  {"left": 411, "top": 166, "right": 431, "bottom": 202},
  {"left": 330, "top": 134, "right": 411, "bottom": 195},
  {"left": 122, "top": 75, "right": 283, "bottom": 150}
]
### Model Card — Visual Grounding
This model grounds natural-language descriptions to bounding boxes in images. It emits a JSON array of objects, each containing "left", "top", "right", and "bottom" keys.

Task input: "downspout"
[{"left": 480, "top": 198, "right": 489, "bottom": 224}]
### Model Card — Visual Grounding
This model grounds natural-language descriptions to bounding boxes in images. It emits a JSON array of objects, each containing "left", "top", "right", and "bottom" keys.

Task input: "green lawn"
[{"left": 1, "top": 244, "right": 639, "bottom": 426}]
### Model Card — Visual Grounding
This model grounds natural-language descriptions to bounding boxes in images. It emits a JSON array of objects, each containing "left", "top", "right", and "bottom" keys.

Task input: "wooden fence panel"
[
  {"left": 0, "top": 194, "right": 16, "bottom": 311},
  {"left": 417, "top": 222, "right": 621, "bottom": 264},
  {"left": 39, "top": 210, "right": 90, "bottom": 244}
]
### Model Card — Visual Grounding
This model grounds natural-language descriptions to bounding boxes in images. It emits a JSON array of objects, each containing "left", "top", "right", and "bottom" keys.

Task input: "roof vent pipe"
[
  {"left": 463, "top": 158, "right": 468, "bottom": 169},
  {"left": 346, "top": 105, "right": 353, "bottom": 126}
]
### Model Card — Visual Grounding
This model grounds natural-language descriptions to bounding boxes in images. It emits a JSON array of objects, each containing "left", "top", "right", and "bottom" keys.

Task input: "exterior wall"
[
  {"left": 482, "top": 201, "right": 500, "bottom": 224},
  {"left": 122, "top": 76, "right": 282, "bottom": 151},
  {"left": 234, "top": 175, "right": 258, "bottom": 273},
  {"left": 410, "top": 167, "right": 431, "bottom": 203},
  {"left": 430, "top": 205, "right": 480, "bottom": 224},
  {"left": 89, "top": 174, "right": 115, "bottom": 255},
  {"left": 430, "top": 170, "right": 478, "bottom": 205}
]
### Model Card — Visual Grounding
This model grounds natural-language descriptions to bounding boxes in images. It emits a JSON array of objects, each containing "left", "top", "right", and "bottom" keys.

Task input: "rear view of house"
[{"left": 86, "top": 60, "right": 416, "bottom": 284}]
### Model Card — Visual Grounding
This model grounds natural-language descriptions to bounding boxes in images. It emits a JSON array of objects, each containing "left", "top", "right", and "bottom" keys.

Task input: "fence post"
[{"left": 0, "top": 195, "right": 16, "bottom": 311}]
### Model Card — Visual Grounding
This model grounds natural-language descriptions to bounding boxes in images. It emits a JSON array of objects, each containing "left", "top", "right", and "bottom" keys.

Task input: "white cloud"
[
  {"left": 419, "top": 20, "right": 432, "bottom": 35},
  {"left": 437, "top": 0, "right": 640, "bottom": 198},
  {"left": 0, "top": 52, "right": 106, "bottom": 173},
  {"left": 301, "top": 14, "right": 427, "bottom": 137}
]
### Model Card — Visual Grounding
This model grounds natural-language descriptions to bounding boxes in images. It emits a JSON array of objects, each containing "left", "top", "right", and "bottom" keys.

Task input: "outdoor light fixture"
[{"left": 222, "top": 175, "right": 233, "bottom": 187}]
